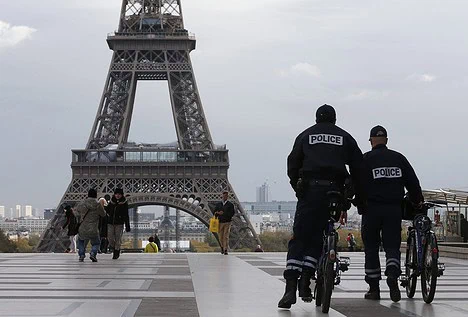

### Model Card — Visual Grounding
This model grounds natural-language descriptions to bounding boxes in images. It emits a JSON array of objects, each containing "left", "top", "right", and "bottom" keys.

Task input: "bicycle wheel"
[
  {"left": 421, "top": 233, "right": 438, "bottom": 303},
  {"left": 405, "top": 232, "right": 417, "bottom": 298},
  {"left": 321, "top": 261, "right": 335, "bottom": 313},
  {"left": 314, "top": 277, "right": 323, "bottom": 307}
]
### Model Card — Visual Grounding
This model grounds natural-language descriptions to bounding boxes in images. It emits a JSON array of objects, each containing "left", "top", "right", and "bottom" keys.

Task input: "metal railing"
[
  {"left": 108, "top": 31, "right": 196, "bottom": 40},
  {"left": 71, "top": 149, "right": 228, "bottom": 164}
]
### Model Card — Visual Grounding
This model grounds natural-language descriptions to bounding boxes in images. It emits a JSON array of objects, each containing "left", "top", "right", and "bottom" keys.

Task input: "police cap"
[
  {"left": 370, "top": 125, "right": 388, "bottom": 138},
  {"left": 316, "top": 104, "right": 336, "bottom": 123}
]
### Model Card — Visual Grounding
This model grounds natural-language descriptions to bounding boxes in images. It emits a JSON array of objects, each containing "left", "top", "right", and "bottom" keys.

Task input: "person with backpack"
[
  {"left": 62, "top": 205, "right": 78, "bottom": 253},
  {"left": 74, "top": 189, "right": 106, "bottom": 262},
  {"left": 144, "top": 236, "right": 159, "bottom": 253},
  {"left": 106, "top": 188, "right": 130, "bottom": 259}
]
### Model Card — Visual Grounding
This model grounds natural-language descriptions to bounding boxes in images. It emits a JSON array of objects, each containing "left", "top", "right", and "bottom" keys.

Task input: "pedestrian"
[
  {"left": 62, "top": 205, "right": 78, "bottom": 253},
  {"left": 74, "top": 189, "right": 107, "bottom": 262},
  {"left": 106, "top": 188, "right": 130, "bottom": 259},
  {"left": 153, "top": 234, "right": 162, "bottom": 252},
  {"left": 144, "top": 236, "right": 159, "bottom": 253},
  {"left": 214, "top": 191, "right": 235, "bottom": 255},
  {"left": 278, "top": 104, "right": 363, "bottom": 309},
  {"left": 360, "top": 125, "right": 424, "bottom": 302},
  {"left": 347, "top": 233, "right": 356, "bottom": 252},
  {"left": 254, "top": 244, "right": 264, "bottom": 252},
  {"left": 461, "top": 214, "right": 468, "bottom": 243},
  {"left": 98, "top": 196, "right": 110, "bottom": 254},
  {"left": 434, "top": 209, "right": 441, "bottom": 225}
]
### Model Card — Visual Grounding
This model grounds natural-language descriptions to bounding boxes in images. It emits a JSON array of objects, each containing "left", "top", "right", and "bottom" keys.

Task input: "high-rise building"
[
  {"left": 0, "top": 206, "right": 5, "bottom": 218},
  {"left": 15, "top": 205, "right": 21, "bottom": 219},
  {"left": 25, "top": 205, "right": 33, "bottom": 217},
  {"left": 256, "top": 182, "right": 270, "bottom": 203}
]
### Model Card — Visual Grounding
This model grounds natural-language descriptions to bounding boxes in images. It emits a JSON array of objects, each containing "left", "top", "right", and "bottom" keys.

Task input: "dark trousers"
[
  {"left": 362, "top": 203, "right": 402, "bottom": 284},
  {"left": 283, "top": 184, "right": 336, "bottom": 280},
  {"left": 100, "top": 237, "right": 109, "bottom": 253}
]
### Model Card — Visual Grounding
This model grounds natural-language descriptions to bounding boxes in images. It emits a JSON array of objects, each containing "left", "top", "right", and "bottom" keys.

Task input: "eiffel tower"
[{"left": 37, "top": 0, "right": 260, "bottom": 252}]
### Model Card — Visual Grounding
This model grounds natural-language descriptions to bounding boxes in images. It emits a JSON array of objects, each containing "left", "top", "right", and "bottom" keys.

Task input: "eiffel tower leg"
[{"left": 36, "top": 184, "right": 74, "bottom": 253}]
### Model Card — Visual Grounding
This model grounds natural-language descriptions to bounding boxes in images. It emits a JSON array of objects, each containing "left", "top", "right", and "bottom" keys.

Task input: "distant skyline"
[{"left": 1, "top": 0, "right": 468, "bottom": 210}]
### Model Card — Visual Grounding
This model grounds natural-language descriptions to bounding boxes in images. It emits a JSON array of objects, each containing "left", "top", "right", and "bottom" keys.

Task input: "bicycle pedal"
[{"left": 302, "top": 297, "right": 313, "bottom": 303}]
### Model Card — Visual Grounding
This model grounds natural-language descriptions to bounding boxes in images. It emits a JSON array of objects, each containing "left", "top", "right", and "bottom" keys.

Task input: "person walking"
[
  {"left": 106, "top": 188, "right": 130, "bottom": 259},
  {"left": 144, "top": 236, "right": 159, "bottom": 253},
  {"left": 153, "top": 234, "right": 162, "bottom": 252},
  {"left": 360, "top": 125, "right": 424, "bottom": 302},
  {"left": 278, "top": 104, "right": 363, "bottom": 309},
  {"left": 347, "top": 233, "right": 356, "bottom": 252},
  {"left": 62, "top": 205, "right": 78, "bottom": 253},
  {"left": 75, "top": 189, "right": 106, "bottom": 262},
  {"left": 214, "top": 191, "right": 235, "bottom": 255}
]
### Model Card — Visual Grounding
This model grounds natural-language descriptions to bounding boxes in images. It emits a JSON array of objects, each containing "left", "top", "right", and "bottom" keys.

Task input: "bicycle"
[
  {"left": 400, "top": 201, "right": 445, "bottom": 304},
  {"left": 313, "top": 191, "right": 350, "bottom": 313}
]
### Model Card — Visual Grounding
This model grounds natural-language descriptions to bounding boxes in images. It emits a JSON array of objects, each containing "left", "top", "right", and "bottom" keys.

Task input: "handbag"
[
  {"left": 209, "top": 216, "right": 219, "bottom": 233},
  {"left": 75, "top": 209, "right": 91, "bottom": 234}
]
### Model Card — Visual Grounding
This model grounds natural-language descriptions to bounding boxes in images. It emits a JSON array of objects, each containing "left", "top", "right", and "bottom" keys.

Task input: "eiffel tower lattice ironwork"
[{"left": 37, "top": 0, "right": 261, "bottom": 252}]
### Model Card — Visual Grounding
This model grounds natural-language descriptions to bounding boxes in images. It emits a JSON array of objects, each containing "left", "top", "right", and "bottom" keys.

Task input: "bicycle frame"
[
  {"left": 316, "top": 217, "right": 350, "bottom": 289},
  {"left": 401, "top": 212, "right": 445, "bottom": 288},
  {"left": 412, "top": 214, "right": 445, "bottom": 275}
]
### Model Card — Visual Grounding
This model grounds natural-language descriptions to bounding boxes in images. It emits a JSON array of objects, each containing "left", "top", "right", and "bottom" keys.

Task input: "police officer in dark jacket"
[
  {"left": 278, "top": 105, "right": 363, "bottom": 309},
  {"left": 360, "top": 125, "right": 423, "bottom": 302}
]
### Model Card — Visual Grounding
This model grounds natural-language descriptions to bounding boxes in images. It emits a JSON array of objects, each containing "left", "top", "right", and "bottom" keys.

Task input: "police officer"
[
  {"left": 278, "top": 104, "right": 363, "bottom": 309},
  {"left": 360, "top": 125, "right": 423, "bottom": 302}
]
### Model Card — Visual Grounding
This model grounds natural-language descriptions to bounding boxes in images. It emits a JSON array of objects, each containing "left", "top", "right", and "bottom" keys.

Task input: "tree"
[
  {"left": 204, "top": 232, "right": 219, "bottom": 247},
  {"left": 259, "top": 231, "right": 291, "bottom": 252},
  {"left": 28, "top": 234, "right": 41, "bottom": 248},
  {"left": 15, "top": 238, "right": 33, "bottom": 253},
  {"left": 0, "top": 229, "right": 17, "bottom": 253}
]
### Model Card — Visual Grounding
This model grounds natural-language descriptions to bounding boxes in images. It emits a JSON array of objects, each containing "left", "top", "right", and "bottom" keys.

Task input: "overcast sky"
[{"left": 1, "top": 0, "right": 467, "bottom": 211}]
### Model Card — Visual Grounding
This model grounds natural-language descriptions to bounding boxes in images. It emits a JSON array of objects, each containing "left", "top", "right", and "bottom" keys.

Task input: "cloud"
[
  {"left": 407, "top": 73, "right": 437, "bottom": 83},
  {"left": 278, "top": 62, "right": 321, "bottom": 77},
  {"left": 0, "top": 21, "right": 36, "bottom": 49},
  {"left": 345, "top": 89, "right": 390, "bottom": 101}
]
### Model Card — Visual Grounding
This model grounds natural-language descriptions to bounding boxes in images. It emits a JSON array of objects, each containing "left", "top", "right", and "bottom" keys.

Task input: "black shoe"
[
  {"left": 78, "top": 257, "right": 84, "bottom": 262},
  {"left": 364, "top": 288, "right": 381, "bottom": 300},
  {"left": 221, "top": 248, "right": 224, "bottom": 255},
  {"left": 224, "top": 250, "right": 228, "bottom": 255},
  {"left": 298, "top": 271, "right": 314, "bottom": 300},
  {"left": 364, "top": 282, "right": 380, "bottom": 300},
  {"left": 387, "top": 276, "right": 401, "bottom": 302},
  {"left": 90, "top": 255, "right": 98, "bottom": 262},
  {"left": 278, "top": 278, "right": 298, "bottom": 309},
  {"left": 112, "top": 249, "right": 120, "bottom": 259}
]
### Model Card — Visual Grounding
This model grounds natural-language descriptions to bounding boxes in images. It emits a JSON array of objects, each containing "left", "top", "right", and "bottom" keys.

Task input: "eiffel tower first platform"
[{"left": 37, "top": 0, "right": 261, "bottom": 252}]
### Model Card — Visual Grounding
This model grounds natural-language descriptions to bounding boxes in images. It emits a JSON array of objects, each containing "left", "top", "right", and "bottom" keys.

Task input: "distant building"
[
  {"left": 0, "top": 206, "right": 5, "bottom": 218},
  {"left": 242, "top": 201, "right": 296, "bottom": 216},
  {"left": 25, "top": 205, "right": 33, "bottom": 217},
  {"left": 43, "top": 209, "right": 56, "bottom": 220},
  {"left": 0, "top": 218, "right": 50, "bottom": 234},
  {"left": 256, "top": 183, "right": 270, "bottom": 203},
  {"left": 15, "top": 205, "right": 21, "bottom": 218}
]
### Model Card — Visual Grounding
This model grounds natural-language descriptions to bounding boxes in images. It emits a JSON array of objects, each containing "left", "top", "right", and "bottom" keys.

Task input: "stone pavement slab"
[{"left": 0, "top": 252, "right": 467, "bottom": 316}]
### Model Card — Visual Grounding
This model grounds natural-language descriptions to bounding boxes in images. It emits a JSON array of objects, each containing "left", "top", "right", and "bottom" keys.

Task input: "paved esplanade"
[{"left": 0, "top": 253, "right": 467, "bottom": 316}]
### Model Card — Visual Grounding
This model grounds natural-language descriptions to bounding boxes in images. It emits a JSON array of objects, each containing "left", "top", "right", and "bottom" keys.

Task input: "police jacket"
[
  {"left": 105, "top": 196, "right": 130, "bottom": 230},
  {"left": 214, "top": 200, "right": 235, "bottom": 223},
  {"left": 361, "top": 144, "right": 423, "bottom": 204},
  {"left": 287, "top": 122, "right": 363, "bottom": 189}
]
